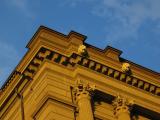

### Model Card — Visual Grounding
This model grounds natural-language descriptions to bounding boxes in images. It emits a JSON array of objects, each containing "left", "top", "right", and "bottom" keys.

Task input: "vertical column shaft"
[
  {"left": 75, "top": 83, "right": 95, "bottom": 120},
  {"left": 76, "top": 91, "right": 93, "bottom": 120}
]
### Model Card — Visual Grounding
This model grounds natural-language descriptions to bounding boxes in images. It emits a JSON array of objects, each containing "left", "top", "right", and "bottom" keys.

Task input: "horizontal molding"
[
  {"left": 40, "top": 47, "right": 160, "bottom": 97},
  {"left": 1, "top": 46, "right": 160, "bottom": 118}
]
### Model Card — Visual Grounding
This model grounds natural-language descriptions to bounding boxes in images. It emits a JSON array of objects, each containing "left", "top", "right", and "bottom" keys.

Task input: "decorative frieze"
[
  {"left": 107, "top": 68, "right": 114, "bottom": 77},
  {"left": 150, "top": 85, "right": 155, "bottom": 93},
  {"left": 1, "top": 46, "right": 160, "bottom": 119},
  {"left": 2, "top": 47, "right": 160, "bottom": 98},
  {"left": 37, "top": 48, "right": 160, "bottom": 97},
  {"left": 82, "top": 58, "right": 89, "bottom": 66},
  {"left": 89, "top": 61, "right": 95, "bottom": 69},
  {"left": 114, "top": 71, "right": 120, "bottom": 79},
  {"left": 102, "top": 66, "right": 107, "bottom": 73},
  {"left": 126, "top": 76, "right": 132, "bottom": 84},
  {"left": 24, "top": 71, "right": 33, "bottom": 78},
  {"left": 144, "top": 83, "right": 150, "bottom": 91},
  {"left": 28, "top": 65, "right": 38, "bottom": 72},
  {"left": 120, "top": 74, "right": 126, "bottom": 81},
  {"left": 33, "top": 58, "right": 42, "bottom": 65},
  {"left": 132, "top": 78, "right": 138, "bottom": 86},
  {"left": 38, "top": 50, "right": 51, "bottom": 58},
  {"left": 51, "top": 53, "right": 59, "bottom": 61},
  {"left": 138, "top": 81, "right": 144, "bottom": 88},
  {"left": 95, "top": 63, "right": 101, "bottom": 72}
]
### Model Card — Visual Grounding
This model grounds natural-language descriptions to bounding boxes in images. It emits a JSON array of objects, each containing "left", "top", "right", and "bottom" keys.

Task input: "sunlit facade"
[{"left": 0, "top": 26, "right": 160, "bottom": 120}]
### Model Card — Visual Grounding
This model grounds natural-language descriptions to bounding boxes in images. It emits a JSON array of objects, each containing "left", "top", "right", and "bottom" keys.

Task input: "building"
[{"left": 0, "top": 26, "right": 160, "bottom": 120}]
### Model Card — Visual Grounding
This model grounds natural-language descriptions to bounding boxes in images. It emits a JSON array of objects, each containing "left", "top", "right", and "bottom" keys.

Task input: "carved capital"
[
  {"left": 112, "top": 95, "right": 134, "bottom": 117},
  {"left": 74, "top": 82, "right": 95, "bottom": 102}
]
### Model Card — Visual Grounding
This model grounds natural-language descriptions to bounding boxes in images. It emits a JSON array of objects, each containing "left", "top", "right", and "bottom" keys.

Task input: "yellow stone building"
[{"left": 0, "top": 26, "right": 160, "bottom": 120}]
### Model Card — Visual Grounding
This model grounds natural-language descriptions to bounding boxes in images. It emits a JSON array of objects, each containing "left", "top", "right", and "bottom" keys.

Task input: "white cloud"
[
  {"left": 91, "top": 0, "right": 160, "bottom": 42},
  {"left": 66, "top": 0, "right": 160, "bottom": 43}
]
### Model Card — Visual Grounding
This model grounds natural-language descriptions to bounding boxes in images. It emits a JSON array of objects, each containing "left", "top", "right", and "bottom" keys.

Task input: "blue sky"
[{"left": 0, "top": 0, "right": 160, "bottom": 87}]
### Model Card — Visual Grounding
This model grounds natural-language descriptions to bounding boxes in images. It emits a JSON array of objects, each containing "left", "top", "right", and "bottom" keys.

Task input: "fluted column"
[
  {"left": 74, "top": 83, "right": 95, "bottom": 120},
  {"left": 112, "top": 96, "right": 134, "bottom": 120}
]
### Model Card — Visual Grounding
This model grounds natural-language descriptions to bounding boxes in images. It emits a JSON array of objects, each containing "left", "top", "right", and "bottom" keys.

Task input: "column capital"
[
  {"left": 74, "top": 82, "right": 95, "bottom": 103},
  {"left": 112, "top": 95, "right": 134, "bottom": 117}
]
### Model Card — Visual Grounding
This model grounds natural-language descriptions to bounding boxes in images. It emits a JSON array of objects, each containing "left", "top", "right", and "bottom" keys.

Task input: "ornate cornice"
[
  {"left": 36, "top": 48, "right": 160, "bottom": 97},
  {"left": 0, "top": 26, "right": 159, "bottom": 119},
  {"left": 1, "top": 47, "right": 160, "bottom": 97},
  {"left": 0, "top": 48, "right": 48, "bottom": 118},
  {"left": 0, "top": 47, "right": 160, "bottom": 118}
]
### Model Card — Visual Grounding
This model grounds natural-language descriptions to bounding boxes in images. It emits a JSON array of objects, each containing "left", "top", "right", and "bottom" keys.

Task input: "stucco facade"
[{"left": 0, "top": 26, "right": 160, "bottom": 120}]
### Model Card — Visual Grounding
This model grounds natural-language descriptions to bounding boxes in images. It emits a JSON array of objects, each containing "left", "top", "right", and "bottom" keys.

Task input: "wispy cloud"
[
  {"left": 60, "top": 0, "right": 96, "bottom": 7},
  {"left": 0, "top": 40, "right": 20, "bottom": 87},
  {"left": 66, "top": 0, "right": 160, "bottom": 44},
  {"left": 10, "top": 0, "right": 27, "bottom": 9},
  {"left": 4, "top": 0, "right": 35, "bottom": 18},
  {"left": 92, "top": 0, "right": 160, "bottom": 42}
]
